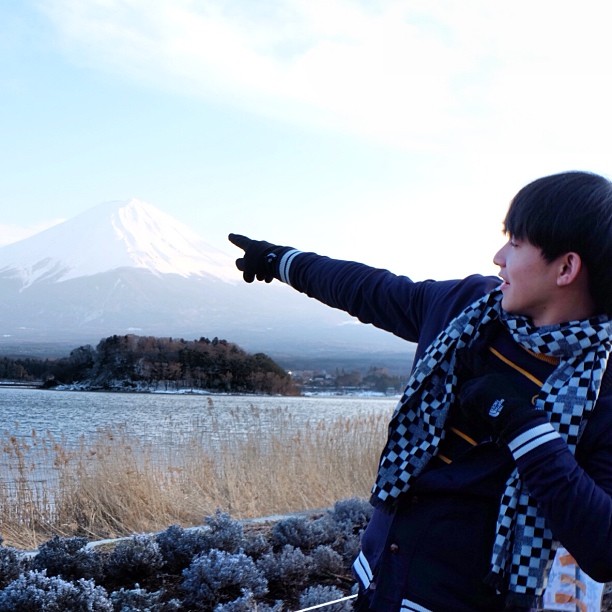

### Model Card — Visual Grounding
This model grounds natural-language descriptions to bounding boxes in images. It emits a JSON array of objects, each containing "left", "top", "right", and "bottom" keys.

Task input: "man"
[{"left": 228, "top": 171, "right": 612, "bottom": 611}]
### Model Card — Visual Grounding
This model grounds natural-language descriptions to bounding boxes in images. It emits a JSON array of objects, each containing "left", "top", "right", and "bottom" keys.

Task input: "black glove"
[
  {"left": 227, "top": 233, "right": 290, "bottom": 283},
  {"left": 453, "top": 324, "right": 499, "bottom": 380},
  {"left": 458, "top": 373, "right": 547, "bottom": 443}
]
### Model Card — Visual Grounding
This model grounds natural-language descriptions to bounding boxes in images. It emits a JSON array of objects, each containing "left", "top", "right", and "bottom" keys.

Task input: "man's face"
[{"left": 493, "top": 237, "right": 562, "bottom": 326}]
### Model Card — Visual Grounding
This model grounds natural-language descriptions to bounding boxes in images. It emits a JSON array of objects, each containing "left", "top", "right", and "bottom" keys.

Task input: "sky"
[{"left": 1, "top": 0, "right": 612, "bottom": 281}]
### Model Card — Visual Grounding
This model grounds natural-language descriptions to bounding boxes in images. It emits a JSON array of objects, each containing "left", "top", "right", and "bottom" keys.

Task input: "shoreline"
[
  {"left": 0, "top": 381, "right": 43, "bottom": 389},
  {"left": 0, "top": 381, "right": 400, "bottom": 398}
]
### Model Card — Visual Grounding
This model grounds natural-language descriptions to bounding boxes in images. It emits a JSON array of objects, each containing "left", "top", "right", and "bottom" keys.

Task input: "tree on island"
[{"left": 41, "top": 334, "right": 298, "bottom": 395}]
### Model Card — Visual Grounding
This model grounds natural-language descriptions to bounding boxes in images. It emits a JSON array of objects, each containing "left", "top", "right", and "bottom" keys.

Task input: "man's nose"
[{"left": 493, "top": 244, "right": 506, "bottom": 267}]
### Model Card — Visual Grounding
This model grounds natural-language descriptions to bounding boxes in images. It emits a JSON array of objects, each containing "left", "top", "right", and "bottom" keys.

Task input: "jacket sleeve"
[
  {"left": 275, "top": 250, "right": 500, "bottom": 345},
  {"left": 506, "top": 400, "right": 612, "bottom": 582}
]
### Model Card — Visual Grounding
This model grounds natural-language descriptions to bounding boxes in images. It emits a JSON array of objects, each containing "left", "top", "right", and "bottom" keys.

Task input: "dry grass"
[{"left": 0, "top": 402, "right": 389, "bottom": 549}]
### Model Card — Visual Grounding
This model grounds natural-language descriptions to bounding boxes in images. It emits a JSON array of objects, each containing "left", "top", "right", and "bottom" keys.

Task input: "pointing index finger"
[{"left": 228, "top": 233, "right": 251, "bottom": 252}]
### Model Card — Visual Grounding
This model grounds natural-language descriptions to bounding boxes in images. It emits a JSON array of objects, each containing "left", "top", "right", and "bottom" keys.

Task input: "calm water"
[
  {"left": 0, "top": 388, "right": 398, "bottom": 493},
  {"left": 0, "top": 387, "right": 397, "bottom": 444}
]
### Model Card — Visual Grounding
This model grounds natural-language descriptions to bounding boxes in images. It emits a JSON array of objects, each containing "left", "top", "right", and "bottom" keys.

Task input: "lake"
[
  {"left": 0, "top": 387, "right": 398, "bottom": 446},
  {"left": 0, "top": 388, "right": 398, "bottom": 499}
]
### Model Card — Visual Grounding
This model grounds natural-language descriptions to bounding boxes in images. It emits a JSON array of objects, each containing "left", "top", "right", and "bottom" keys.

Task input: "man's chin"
[{"left": 500, "top": 297, "right": 518, "bottom": 316}]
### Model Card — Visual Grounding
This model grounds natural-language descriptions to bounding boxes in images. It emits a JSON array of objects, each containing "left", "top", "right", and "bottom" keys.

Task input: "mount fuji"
[
  {"left": 0, "top": 199, "right": 238, "bottom": 287},
  {"left": 0, "top": 200, "right": 411, "bottom": 369}
]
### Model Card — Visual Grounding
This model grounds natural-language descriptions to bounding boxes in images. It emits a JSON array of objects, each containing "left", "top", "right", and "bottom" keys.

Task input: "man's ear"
[{"left": 557, "top": 252, "right": 583, "bottom": 287}]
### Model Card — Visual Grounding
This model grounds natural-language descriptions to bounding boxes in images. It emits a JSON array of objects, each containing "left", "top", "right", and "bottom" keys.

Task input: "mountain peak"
[{"left": 0, "top": 199, "right": 238, "bottom": 287}]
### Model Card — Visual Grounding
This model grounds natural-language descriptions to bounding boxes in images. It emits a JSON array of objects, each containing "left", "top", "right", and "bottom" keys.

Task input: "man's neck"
[{"left": 532, "top": 287, "right": 597, "bottom": 327}]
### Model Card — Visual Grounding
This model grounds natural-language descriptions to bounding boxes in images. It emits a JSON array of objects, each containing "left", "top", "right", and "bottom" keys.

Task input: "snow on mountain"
[
  {"left": 0, "top": 198, "right": 412, "bottom": 365},
  {"left": 0, "top": 199, "right": 238, "bottom": 287}
]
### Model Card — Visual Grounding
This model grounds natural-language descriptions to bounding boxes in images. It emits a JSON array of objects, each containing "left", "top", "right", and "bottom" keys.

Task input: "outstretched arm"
[{"left": 228, "top": 233, "right": 500, "bottom": 345}]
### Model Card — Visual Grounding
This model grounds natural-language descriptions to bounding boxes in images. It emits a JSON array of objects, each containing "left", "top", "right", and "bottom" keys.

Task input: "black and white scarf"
[{"left": 371, "top": 288, "right": 611, "bottom": 606}]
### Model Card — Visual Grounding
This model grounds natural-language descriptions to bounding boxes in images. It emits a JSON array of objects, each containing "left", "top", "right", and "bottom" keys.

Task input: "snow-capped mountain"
[
  {"left": 0, "top": 200, "right": 410, "bottom": 368},
  {"left": 0, "top": 199, "right": 237, "bottom": 287}
]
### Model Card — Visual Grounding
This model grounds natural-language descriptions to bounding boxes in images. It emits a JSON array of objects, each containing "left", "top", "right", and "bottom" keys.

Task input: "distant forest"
[{"left": 0, "top": 334, "right": 297, "bottom": 395}]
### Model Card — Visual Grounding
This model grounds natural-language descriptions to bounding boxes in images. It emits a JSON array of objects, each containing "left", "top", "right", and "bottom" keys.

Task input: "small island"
[{"left": 2, "top": 335, "right": 297, "bottom": 395}]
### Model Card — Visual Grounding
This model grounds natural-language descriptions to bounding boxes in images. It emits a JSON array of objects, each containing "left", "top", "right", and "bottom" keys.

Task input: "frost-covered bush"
[
  {"left": 333, "top": 530, "right": 361, "bottom": 565},
  {"left": 324, "top": 498, "right": 373, "bottom": 563},
  {"left": 110, "top": 586, "right": 181, "bottom": 611},
  {"left": 0, "top": 570, "right": 112, "bottom": 611},
  {"left": 311, "top": 545, "right": 345, "bottom": 577},
  {"left": 298, "top": 585, "right": 354, "bottom": 612},
  {"left": 155, "top": 525, "right": 211, "bottom": 573},
  {"left": 241, "top": 530, "right": 272, "bottom": 560},
  {"left": 257, "top": 544, "right": 314, "bottom": 596},
  {"left": 271, "top": 515, "right": 333, "bottom": 550},
  {"left": 328, "top": 498, "right": 373, "bottom": 533},
  {"left": 104, "top": 535, "right": 164, "bottom": 586},
  {"left": 213, "top": 592, "right": 284, "bottom": 612},
  {"left": 211, "top": 593, "right": 255, "bottom": 612},
  {"left": 0, "top": 543, "right": 26, "bottom": 589},
  {"left": 155, "top": 512, "right": 245, "bottom": 573},
  {"left": 0, "top": 500, "right": 367, "bottom": 611},
  {"left": 32, "top": 535, "right": 104, "bottom": 582},
  {"left": 181, "top": 549, "right": 267, "bottom": 610},
  {"left": 201, "top": 510, "right": 245, "bottom": 553},
  {"left": 270, "top": 499, "right": 372, "bottom": 553}
]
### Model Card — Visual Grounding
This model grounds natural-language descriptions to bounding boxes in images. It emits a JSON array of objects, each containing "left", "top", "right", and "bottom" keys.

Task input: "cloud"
[{"left": 38, "top": 0, "right": 612, "bottom": 156}]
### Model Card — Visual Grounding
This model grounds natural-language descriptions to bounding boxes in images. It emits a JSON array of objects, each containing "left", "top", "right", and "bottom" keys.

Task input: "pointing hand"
[{"left": 228, "top": 233, "right": 289, "bottom": 283}]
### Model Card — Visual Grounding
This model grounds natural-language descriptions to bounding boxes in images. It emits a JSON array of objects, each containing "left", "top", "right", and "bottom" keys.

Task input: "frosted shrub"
[
  {"left": 105, "top": 535, "right": 164, "bottom": 586},
  {"left": 257, "top": 544, "right": 314, "bottom": 597},
  {"left": 212, "top": 591, "right": 283, "bottom": 612},
  {"left": 271, "top": 515, "right": 333, "bottom": 550},
  {"left": 0, "top": 543, "right": 26, "bottom": 589},
  {"left": 32, "top": 535, "right": 104, "bottom": 582},
  {"left": 329, "top": 498, "right": 373, "bottom": 533},
  {"left": 0, "top": 500, "right": 368, "bottom": 610},
  {"left": 110, "top": 586, "right": 181, "bottom": 611},
  {"left": 334, "top": 531, "right": 361, "bottom": 565},
  {"left": 181, "top": 549, "right": 268, "bottom": 610},
  {"left": 311, "top": 545, "right": 345, "bottom": 577},
  {"left": 241, "top": 531, "right": 272, "bottom": 559},
  {"left": 155, "top": 525, "right": 211, "bottom": 572},
  {"left": 326, "top": 498, "right": 373, "bottom": 563},
  {"left": 0, "top": 570, "right": 112, "bottom": 611},
  {"left": 298, "top": 585, "right": 353, "bottom": 612},
  {"left": 211, "top": 594, "right": 254, "bottom": 612},
  {"left": 155, "top": 512, "right": 245, "bottom": 572},
  {"left": 202, "top": 510, "right": 245, "bottom": 553}
]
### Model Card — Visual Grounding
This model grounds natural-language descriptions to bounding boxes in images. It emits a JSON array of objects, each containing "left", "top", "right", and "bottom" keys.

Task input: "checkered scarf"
[{"left": 370, "top": 288, "right": 611, "bottom": 607}]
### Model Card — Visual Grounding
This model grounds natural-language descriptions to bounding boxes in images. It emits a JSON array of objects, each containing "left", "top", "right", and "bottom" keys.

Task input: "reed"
[{"left": 0, "top": 401, "right": 389, "bottom": 548}]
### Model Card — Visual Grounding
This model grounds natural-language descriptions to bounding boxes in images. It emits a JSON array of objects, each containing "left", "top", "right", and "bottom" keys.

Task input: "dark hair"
[{"left": 504, "top": 171, "right": 612, "bottom": 315}]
